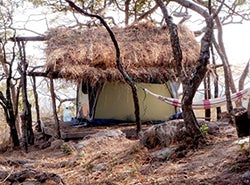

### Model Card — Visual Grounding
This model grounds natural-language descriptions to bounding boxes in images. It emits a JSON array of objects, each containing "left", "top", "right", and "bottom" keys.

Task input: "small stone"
[
  {"left": 50, "top": 139, "right": 64, "bottom": 150},
  {"left": 207, "top": 163, "right": 214, "bottom": 167},
  {"left": 241, "top": 171, "right": 250, "bottom": 185},
  {"left": 207, "top": 123, "right": 220, "bottom": 135},
  {"left": 92, "top": 163, "right": 109, "bottom": 172},
  {"left": 151, "top": 147, "right": 174, "bottom": 160},
  {"left": 39, "top": 141, "right": 50, "bottom": 149}
]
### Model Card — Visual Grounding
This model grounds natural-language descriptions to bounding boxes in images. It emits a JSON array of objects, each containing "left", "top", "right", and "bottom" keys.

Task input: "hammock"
[{"left": 143, "top": 87, "right": 250, "bottom": 110}]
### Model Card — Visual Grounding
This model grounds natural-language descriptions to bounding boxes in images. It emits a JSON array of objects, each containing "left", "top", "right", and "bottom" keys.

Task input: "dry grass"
[
  {"left": 45, "top": 22, "right": 200, "bottom": 84},
  {"left": 0, "top": 121, "right": 249, "bottom": 185}
]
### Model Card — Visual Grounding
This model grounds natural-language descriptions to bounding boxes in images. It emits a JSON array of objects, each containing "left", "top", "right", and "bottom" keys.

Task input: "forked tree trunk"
[
  {"left": 0, "top": 91, "right": 20, "bottom": 147},
  {"left": 17, "top": 41, "right": 34, "bottom": 149},
  {"left": 156, "top": 0, "right": 216, "bottom": 141},
  {"left": 0, "top": 48, "right": 20, "bottom": 147}
]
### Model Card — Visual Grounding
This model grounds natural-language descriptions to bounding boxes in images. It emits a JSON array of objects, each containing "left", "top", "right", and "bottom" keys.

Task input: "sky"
[
  {"left": 12, "top": 2, "right": 250, "bottom": 67},
  {"left": 223, "top": 23, "right": 250, "bottom": 66},
  {"left": 9, "top": 1, "right": 250, "bottom": 110}
]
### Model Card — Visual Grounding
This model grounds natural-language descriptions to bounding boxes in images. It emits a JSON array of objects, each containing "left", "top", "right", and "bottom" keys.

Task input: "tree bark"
[
  {"left": 49, "top": 77, "right": 61, "bottom": 138},
  {"left": 0, "top": 92, "right": 20, "bottom": 147},
  {"left": 17, "top": 40, "right": 34, "bottom": 148},
  {"left": 239, "top": 61, "right": 249, "bottom": 91},
  {"left": 155, "top": 0, "right": 213, "bottom": 140},
  {"left": 214, "top": 17, "right": 237, "bottom": 95},
  {"left": 0, "top": 48, "right": 20, "bottom": 147},
  {"left": 32, "top": 76, "right": 42, "bottom": 132},
  {"left": 204, "top": 73, "right": 211, "bottom": 121},
  {"left": 125, "top": 0, "right": 131, "bottom": 25},
  {"left": 211, "top": 46, "right": 221, "bottom": 119},
  {"left": 212, "top": 39, "right": 234, "bottom": 123}
]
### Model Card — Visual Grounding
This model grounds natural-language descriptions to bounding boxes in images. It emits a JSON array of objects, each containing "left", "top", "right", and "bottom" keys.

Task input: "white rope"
[{"left": 143, "top": 87, "right": 250, "bottom": 109}]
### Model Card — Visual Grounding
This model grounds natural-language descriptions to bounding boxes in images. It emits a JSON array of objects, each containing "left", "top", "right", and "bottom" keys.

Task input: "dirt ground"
[{"left": 0, "top": 120, "right": 250, "bottom": 185}]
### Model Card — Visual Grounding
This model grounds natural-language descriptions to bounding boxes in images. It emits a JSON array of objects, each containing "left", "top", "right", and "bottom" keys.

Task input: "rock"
[
  {"left": 94, "top": 129, "right": 126, "bottom": 139},
  {"left": 50, "top": 139, "right": 64, "bottom": 150},
  {"left": 241, "top": 171, "right": 250, "bottom": 185},
  {"left": 23, "top": 163, "right": 35, "bottom": 169},
  {"left": 206, "top": 122, "right": 220, "bottom": 135},
  {"left": 38, "top": 141, "right": 50, "bottom": 149},
  {"left": 92, "top": 163, "right": 109, "bottom": 172},
  {"left": 207, "top": 163, "right": 214, "bottom": 168},
  {"left": 77, "top": 129, "right": 126, "bottom": 149},
  {"left": 140, "top": 120, "right": 185, "bottom": 149},
  {"left": 151, "top": 147, "right": 175, "bottom": 160}
]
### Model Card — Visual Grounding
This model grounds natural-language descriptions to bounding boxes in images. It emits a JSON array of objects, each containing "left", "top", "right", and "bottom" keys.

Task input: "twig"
[{"left": 0, "top": 168, "right": 14, "bottom": 184}]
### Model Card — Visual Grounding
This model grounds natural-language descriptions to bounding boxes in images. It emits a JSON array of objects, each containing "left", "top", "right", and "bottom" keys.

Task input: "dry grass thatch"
[{"left": 45, "top": 22, "right": 200, "bottom": 85}]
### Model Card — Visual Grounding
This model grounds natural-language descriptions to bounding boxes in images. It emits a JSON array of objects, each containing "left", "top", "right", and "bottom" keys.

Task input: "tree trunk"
[
  {"left": 213, "top": 18, "right": 235, "bottom": 116},
  {"left": 211, "top": 46, "right": 221, "bottom": 119},
  {"left": 5, "top": 86, "right": 20, "bottom": 147},
  {"left": 17, "top": 41, "right": 34, "bottom": 146},
  {"left": 239, "top": 61, "right": 249, "bottom": 91},
  {"left": 0, "top": 49, "right": 20, "bottom": 147},
  {"left": 204, "top": 74, "right": 211, "bottom": 121},
  {"left": 20, "top": 113, "right": 28, "bottom": 152},
  {"left": 0, "top": 91, "right": 20, "bottom": 147},
  {"left": 66, "top": 0, "right": 142, "bottom": 134},
  {"left": 9, "top": 119, "right": 20, "bottom": 147},
  {"left": 214, "top": 17, "right": 237, "bottom": 94},
  {"left": 212, "top": 40, "right": 234, "bottom": 124},
  {"left": 49, "top": 78, "right": 61, "bottom": 138},
  {"left": 155, "top": 0, "right": 214, "bottom": 140},
  {"left": 125, "top": 0, "right": 131, "bottom": 25},
  {"left": 32, "top": 76, "right": 42, "bottom": 132}
]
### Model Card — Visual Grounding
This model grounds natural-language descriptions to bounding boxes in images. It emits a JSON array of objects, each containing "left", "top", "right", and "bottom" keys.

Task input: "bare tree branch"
[{"left": 65, "top": 0, "right": 142, "bottom": 133}]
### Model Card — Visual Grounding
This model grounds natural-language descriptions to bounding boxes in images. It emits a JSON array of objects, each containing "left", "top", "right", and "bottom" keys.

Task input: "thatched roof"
[{"left": 45, "top": 22, "right": 200, "bottom": 85}]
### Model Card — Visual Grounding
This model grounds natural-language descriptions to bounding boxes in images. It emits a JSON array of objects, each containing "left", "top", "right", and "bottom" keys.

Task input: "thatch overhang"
[{"left": 45, "top": 22, "right": 200, "bottom": 86}]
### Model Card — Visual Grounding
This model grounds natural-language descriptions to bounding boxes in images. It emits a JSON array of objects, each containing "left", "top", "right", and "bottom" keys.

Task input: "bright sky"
[
  {"left": 7, "top": 2, "right": 250, "bottom": 111},
  {"left": 223, "top": 23, "right": 250, "bottom": 65},
  {"left": 13, "top": 3, "right": 250, "bottom": 67}
]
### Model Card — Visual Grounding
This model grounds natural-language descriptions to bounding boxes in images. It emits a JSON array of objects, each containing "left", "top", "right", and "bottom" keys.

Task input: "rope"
[{"left": 140, "top": 86, "right": 250, "bottom": 110}]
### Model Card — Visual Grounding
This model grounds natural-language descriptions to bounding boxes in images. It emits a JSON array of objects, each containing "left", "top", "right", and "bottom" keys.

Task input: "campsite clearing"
[{"left": 0, "top": 120, "right": 249, "bottom": 185}]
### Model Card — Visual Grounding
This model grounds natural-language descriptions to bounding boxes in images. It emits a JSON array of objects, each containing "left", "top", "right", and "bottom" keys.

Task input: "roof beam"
[{"left": 9, "top": 36, "right": 47, "bottom": 42}]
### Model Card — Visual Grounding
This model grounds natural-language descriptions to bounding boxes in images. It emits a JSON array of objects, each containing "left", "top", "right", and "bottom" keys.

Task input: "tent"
[
  {"left": 77, "top": 81, "right": 177, "bottom": 122},
  {"left": 45, "top": 22, "right": 200, "bottom": 123}
]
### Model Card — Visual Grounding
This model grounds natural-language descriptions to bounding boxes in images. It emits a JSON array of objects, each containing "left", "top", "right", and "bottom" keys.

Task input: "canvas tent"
[{"left": 45, "top": 22, "right": 200, "bottom": 123}]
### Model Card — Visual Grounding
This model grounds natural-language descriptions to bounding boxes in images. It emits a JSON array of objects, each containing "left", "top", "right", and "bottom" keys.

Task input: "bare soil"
[{"left": 0, "top": 121, "right": 249, "bottom": 185}]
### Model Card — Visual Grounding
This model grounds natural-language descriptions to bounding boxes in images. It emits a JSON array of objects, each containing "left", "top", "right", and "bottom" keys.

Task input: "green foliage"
[
  {"left": 200, "top": 124, "right": 209, "bottom": 136},
  {"left": 129, "top": 0, "right": 154, "bottom": 20},
  {"left": 61, "top": 143, "right": 72, "bottom": 154}
]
